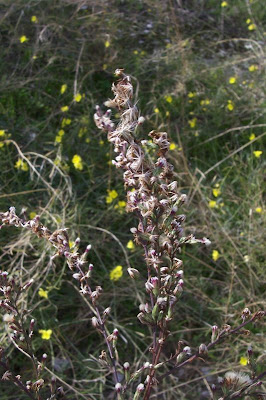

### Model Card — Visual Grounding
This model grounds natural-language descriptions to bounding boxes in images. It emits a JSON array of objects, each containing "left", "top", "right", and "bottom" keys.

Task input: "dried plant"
[{"left": 0, "top": 70, "right": 265, "bottom": 400}]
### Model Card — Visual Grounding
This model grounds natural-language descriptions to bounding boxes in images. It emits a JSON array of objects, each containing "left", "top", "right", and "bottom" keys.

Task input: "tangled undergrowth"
[{"left": 0, "top": 1, "right": 265, "bottom": 399}]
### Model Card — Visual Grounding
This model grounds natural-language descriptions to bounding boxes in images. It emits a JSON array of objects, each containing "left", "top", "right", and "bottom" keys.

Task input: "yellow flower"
[
  {"left": 20, "top": 35, "right": 28, "bottom": 43},
  {"left": 249, "top": 133, "right": 255, "bottom": 141},
  {"left": 248, "top": 24, "right": 256, "bottom": 30},
  {"left": 212, "top": 250, "right": 220, "bottom": 261},
  {"left": 165, "top": 111, "right": 170, "bottom": 117},
  {"left": 61, "top": 106, "right": 69, "bottom": 112},
  {"left": 55, "top": 135, "right": 62, "bottom": 143},
  {"left": 60, "top": 84, "right": 67, "bottom": 94},
  {"left": 69, "top": 241, "right": 74, "bottom": 249},
  {"left": 61, "top": 118, "right": 71, "bottom": 127},
  {"left": 188, "top": 118, "right": 197, "bottom": 128},
  {"left": 221, "top": 1, "right": 228, "bottom": 6},
  {"left": 99, "top": 139, "right": 104, "bottom": 146},
  {"left": 39, "top": 329, "right": 52, "bottom": 340},
  {"left": 169, "top": 143, "right": 176, "bottom": 150},
  {"left": 246, "top": 19, "right": 251, "bottom": 24},
  {"left": 106, "top": 195, "right": 113, "bottom": 204},
  {"left": 0, "top": 143, "right": 4, "bottom": 148},
  {"left": 0, "top": 130, "right": 5, "bottom": 136},
  {"left": 212, "top": 188, "right": 221, "bottom": 198},
  {"left": 140, "top": 50, "right": 146, "bottom": 56},
  {"left": 200, "top": 99, "right": 210, "bottom": 106},
  {"left": 110, "top": 265, "right": 123, "bottom": 281},
  {"left": 249, "top": 65, "right": 258, "bottom": 72},
  {"left": 229, "top": 76, "right": 237, "bottom": 84},
  {"left": 15, "top": 159, "right": 29, "bottom": 171},
  {"left": 164, "top": 95, "right": 173, "bottom": 103},
  {"left": 103, "top": 64, "right": 107, "bottom": 70},
  {"left": 255, "top": 207, "right": 262, "bottom": 213},
  {"left": 105, "top": 40, "right": 110, "bottom": 48},
  {"left": 58, "top": 129, "right": 65, "bottom": 137},
  {"left": 127, "top": 240, "right": 135, "bottom": 250},
  {"left": 72, "top": 154, "right": 83, "bottom": 170},
  {"left": 74, "top": 93, "right": 82, "bottom": 102},
  {"left": 253, "top": 151, "right": 262, "bottom": 158},
  {"left": 188, "top": 92, "right": 195, "bottom": 98},
  {"left": 133, "top": 50, "right": 138, "bottom": 55},
  {"left": 240, "top": 357, "right": 248, "bottom": 366},
  {"left": 166, "top": 43, "right": 171, "bottom": 49},
  {"left": 227, "top": 100, "right": 234, "bottom": 111},
  {"left": 209, "top": 200, "right": 217, "bottom": 208},
  {"left": 38, "top": 288, "right": 48, "bottom": 299},
  {"left": 29, "top": 212, "right": 37, "bottom": 219},
  {"left": 154, "top": 107, "right": 159, "bottom": 114},
  {"left": 118, "top": 200, "right": 126, "bottom": 208},
  {"left": 31, "top": 15, "right": 38, "bottom": 23}
]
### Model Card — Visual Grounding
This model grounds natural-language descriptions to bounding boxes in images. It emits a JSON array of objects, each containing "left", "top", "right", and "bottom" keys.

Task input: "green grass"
[{"left": 0, "top": 0, "right": 265, "bottom": 399}]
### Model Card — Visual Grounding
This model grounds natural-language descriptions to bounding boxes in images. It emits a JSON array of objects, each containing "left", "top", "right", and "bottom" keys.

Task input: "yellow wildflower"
[
  {"left": 58, "top": 129, "right": 65, "bottom": 137},
  {"left": 61, "top": 106, "right": 69, "bottom": 112},
  {"left": 253, "top": 150, "right": 262, "bottom": 158},
  {"left": 154, "top": 108, "right": 159, "bottom": 114},
  {"left": 99, "top": 139, "right": 104, "bottom": 146},
  {"left": 188, "top": 118, "right": 197, "bottom": 128},
  {"left": 165, "top": 111, "right": 170, "bottom": 117},
  {"left": 212, "top": 250, "right": 220, "bottom": 261},
  {"left": 229, "top": 77, "right": 237, "bottom": 84},
  {"left": 20, "top": 35, "right": 28, "bottom": 43},
  {"left": 0, "top": 143, "right": 4, "bottom": 148},
  {"left": 133, "top": 50, "right": 139, "bottom": 55},
  {"left": 212, "top": 188, "right": 221, "bottom": 197},
  {"left": 127, "top": 240, "right": 135, "bottom": 250},
  {"left": 249, "top": 133, "right": 255, "bottom": 141},
  {"left": 246, "top": 19, "right": 251, "bottom": 24},
  {"left": 31, "top": 15, "right": 38, "bottom": 23},
  {"left": 105, "top": 40, "right": 110, "bottom": 48},
  {"left": 248, "top": 24, "right": 256, "bottom": 30},
  {"left": 106, "top": 189, "right": 118, "bottom": 203},
  {"left": 255, "top": 207, "right": 262, "bottom": 213},
  {"left": 0, "top": 130, "right": 5, "bottom": 136},
  {"left": 72, "top": 154, "right": 83, "bottom": 170},
  {"left": 227, "top": 100, "right": 234, "bottom": 111},
  {"left": 221, "top": 1, "right": 228, "bottom": 6},
  {"left": 60, "top": 84, "right": 67, "bottom": 94},
  {"left": 61, "top": 118, "right": 71, "bottom": 127},
  {"left": 110, "top": 265, "right": 123, "bottom": 281},
  {"left": 15, "top": 159, "right": 29, "bottom": 171},
  {"left": 55, "top": 135, "right": 62, "bottom": 143},
  {"left": 140, "top": 51, "right": 146, "bottom": 56},
  {"left": 39, "top": 329, "right": 52, "bottom": 340},
  {"left": 249, "top": 65, "right": 258, "bottom": 72},
  {"left": 209, "top": 200, "right": 217, "bottom": 209},
  {"left": 188, "top": 92, "right": 195, "bottom": 98},
  {"left": 29, "top": 212, "right": 37, "bottom": 219},
  {"left": 118, "top": 200, "right": 126, "bottom": 208},
  {"left": 169, "top": 143, "right": 176, "bottom": 150},
  {"left": 69, "top": 241, "right": 74, "bottom": 249},
  {"left": 166, "top": 43, "right": 171, "bottom": 49},
  {"left": 103, "top": 64, "right": 107, "bottom": 70},
  {"left": 164, "top": 95, "right": 173, "bottom": 103},
  {"left": 38, "top": 288, "right": 48, "bottom": 299},
  {"left": 74, "top": 93, "right": 82, "bottom": 102},
  {"left": 240, "top": 357, "right": 248, "bottom": 366}
]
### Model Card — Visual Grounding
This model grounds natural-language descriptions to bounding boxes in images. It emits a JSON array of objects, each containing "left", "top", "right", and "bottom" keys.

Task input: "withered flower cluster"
[
  {"left": 0, "top": 207, "right": 119, "bottom": 397},
  {"left": 94, "top": 69, "right": 211, "bottom": 397}
]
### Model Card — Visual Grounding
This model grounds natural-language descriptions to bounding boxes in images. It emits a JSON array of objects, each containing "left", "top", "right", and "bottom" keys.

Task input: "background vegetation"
[{"left": 0, "top": 0, "right": 265, "bottom": 399}]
